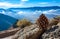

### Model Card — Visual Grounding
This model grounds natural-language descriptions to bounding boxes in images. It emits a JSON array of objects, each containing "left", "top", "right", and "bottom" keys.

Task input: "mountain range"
[
  {"left": 0, "top": 14, "right": 17, "bottom": 31},
  {"left": 0, "top": 6, "right": 60, "bottom": 31},
  {"left": 0, "top": 6, "right": 60, "bottom": 11}
]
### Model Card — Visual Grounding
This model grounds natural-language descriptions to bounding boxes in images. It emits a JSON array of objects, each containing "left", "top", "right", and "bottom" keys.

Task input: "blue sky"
[{"left": 0, "top": 0, "right": 60, "bottom": 8}]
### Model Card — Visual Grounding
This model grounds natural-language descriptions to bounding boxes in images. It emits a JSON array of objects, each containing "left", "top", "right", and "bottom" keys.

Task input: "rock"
[
  {"left": 42, "top": 25, "right": 60, "bottom": 39},
  {"left": 12, "top": 24, "right": 43, "bottom": 39},
  {"left": 8, "top": 26, "right": 14, "bottom": 30},
  {"left": 1, "top": 35, "right": 13, "bottom": 39},
  {"left": 0, "top": 28, "right": 20, "bottom": 38},
  {"left": 57, "top": 22, "right": 60, "bottom": 26}
]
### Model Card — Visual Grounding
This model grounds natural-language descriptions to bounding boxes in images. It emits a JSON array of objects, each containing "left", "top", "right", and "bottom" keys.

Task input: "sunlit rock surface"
[
  {"left": 12, "top": 24, "right": 42, "bottom": 39},
  {"left": 42, "top": 25, "right": 60, "bottom": 39}
]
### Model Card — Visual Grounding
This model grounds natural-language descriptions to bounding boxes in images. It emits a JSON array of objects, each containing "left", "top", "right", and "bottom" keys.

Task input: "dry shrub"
[
  {"left": 16, "top": 19, "right": 32, "bottom": 28},
  {"left": 54, "top": 16, "right": 60, "bottom": 20},
  {"left": 49, "top": 16, "right": 60, "bottom": 26},
  {"left": 49, "top": 19, "right": 59, "bottom": 26}
]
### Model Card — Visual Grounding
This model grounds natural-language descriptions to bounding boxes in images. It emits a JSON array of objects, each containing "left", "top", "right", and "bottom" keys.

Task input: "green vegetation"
[
  {"left": 54, "top": 15, "right": 60, "bottom": 19},
  {"left": 49, "top": 19, "right": 58, "bottom": 25},
  {"left": 49, "top": 16, "right": 60, "bottom": 26}
]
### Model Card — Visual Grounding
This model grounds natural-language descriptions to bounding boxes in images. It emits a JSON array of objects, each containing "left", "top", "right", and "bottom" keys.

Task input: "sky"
[{"left": 0, "top": 0, "right": 60, "bottom": 8}]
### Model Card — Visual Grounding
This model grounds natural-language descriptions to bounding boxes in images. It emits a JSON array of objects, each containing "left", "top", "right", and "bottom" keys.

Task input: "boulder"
[
  {"left": 0, "top": 28, "right": 20, "bottom": 38},
  {"left": 57, "top": 22, "right": 60, "bottom": 26},
  {"left": 42, "top": 25, "right": 60, "bottom": 39},
  {"left": 12, "top": 24, "right": 43, "bottom": 39}
]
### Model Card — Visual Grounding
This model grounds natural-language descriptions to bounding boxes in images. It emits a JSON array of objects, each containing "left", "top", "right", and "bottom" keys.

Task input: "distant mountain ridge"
[
  {"left": 7, "top": 6, "right": 60, "bottom": 11},
  {"left": 0, "top": 6, "right": 60, "bottom": 19},
  {"left": 0, "top": 6, "right": 60, "bottom": 11},
  {"left": 0, "top": 6, "right": 60, "bottom": 15}
]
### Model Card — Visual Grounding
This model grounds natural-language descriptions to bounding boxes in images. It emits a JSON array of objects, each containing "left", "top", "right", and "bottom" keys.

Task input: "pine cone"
[{"left": 36, "top": 14, "right": 49, "bottom": 30}]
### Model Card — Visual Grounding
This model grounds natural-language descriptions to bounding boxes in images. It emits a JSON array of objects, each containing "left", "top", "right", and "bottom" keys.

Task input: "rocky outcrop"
[
  {"left": 57, "top": 22, "right": 60, "bottom": 26},
  {"left": 2, "top": 24, "right": 60, "bottom": 39},
  {"left": 0, "top": 28, "right": 20, "bottom": 38},
  {"left": 42, "top": 16, "right": 60, "bottom": 39},
  {"left": 42, "top": 25, "right": 60, "bottom": 39},
  {"left": 2, "top": 24, "right": 45, "bottom": 39},
  {"left": 12, "top": 24, "right": 42, "bottom": 39}
]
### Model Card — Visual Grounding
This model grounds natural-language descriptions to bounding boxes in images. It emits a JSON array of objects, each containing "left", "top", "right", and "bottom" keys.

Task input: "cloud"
[
  {"left": 17, "top": 11, "right": 25, "bottom": 14},
  {"left": 42, "top": 9, "right": 60, "bottom": 15},
  {"left": 43, "top": 9, "right": 56, "bottom": 14},
  {"left": 33, "top": 10, "right": 42, "bottom": 14},
  {"left": 16, "top": 9, "right": 60, "bottom": 16},
  {"left": 0, "top": 1, "right": 33, "bottom": 8},
  {"left": 21, "top": 0, "right": 29, "bottom": 2},
  {"left": 0, "top": 2, "right": 24, "bottom": 8},
  {"left": 0, "top": 1, "right": 59, "bottom": 8},
  {"left": 0, "top": 10, "right": 5, "bottom": 14}
]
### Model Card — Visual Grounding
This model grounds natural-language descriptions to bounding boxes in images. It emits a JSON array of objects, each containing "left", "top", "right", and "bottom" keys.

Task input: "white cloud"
[
  {"left": 0, "top": 2, "right": 18, "bottom": 8},
  {"left": 42, "top": 9, "right": 60, "bottom": 15},
  {"left": 43, "top": 9, "right": 56, "bottom": 14},
  {"left": 33, "top": 10, "right": 42, "bottom": 14},
  {"left": 0, "top": 2, "right": 26, "bottom": 8},
  {"left": 0, "top": 11, "right": 5, "bottom": 14},
  {"left": 0, "top": 0, "right": 29, "bottom": 8},
  {"left": 0, "top": 1, "right": 33, "bottom": 8},
  {"left": 21, "top": 0, "right": 29, "bottom": 2},
  {"left": 17, "top": 11, "right": 25, "bottom": 14}
]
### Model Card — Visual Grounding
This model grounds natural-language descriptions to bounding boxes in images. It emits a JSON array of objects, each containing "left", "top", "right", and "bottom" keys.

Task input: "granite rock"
[{"left": 42, "top": 25, "right": 60, "bottom": 39}]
